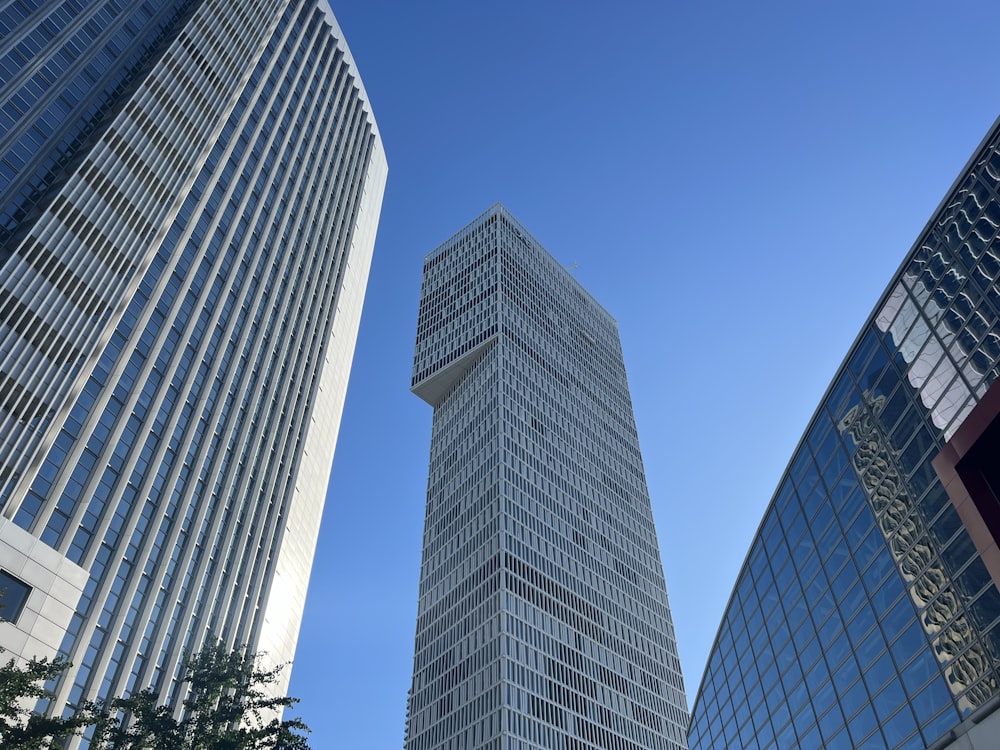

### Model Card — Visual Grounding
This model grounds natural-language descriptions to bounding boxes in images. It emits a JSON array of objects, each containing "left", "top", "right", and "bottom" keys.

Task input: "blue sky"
[{"left": 288, "top": 2, "right": 1000, "bottom": 747}]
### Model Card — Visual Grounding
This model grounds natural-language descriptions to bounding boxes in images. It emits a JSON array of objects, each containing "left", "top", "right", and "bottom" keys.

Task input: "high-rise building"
[
  {"left": 406, "top": 205, "right": 689, "bottom": 750},
  {"left": 687, "top": 122, "right": 1000, "bottom": 748},
  {"left": 0, "top": 0, "right": 386, "bottom": 728}
]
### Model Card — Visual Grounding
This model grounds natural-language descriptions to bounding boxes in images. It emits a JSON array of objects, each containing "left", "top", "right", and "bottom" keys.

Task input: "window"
[{"left": 0, "top": 569, "right": 32, "bottom": 624}]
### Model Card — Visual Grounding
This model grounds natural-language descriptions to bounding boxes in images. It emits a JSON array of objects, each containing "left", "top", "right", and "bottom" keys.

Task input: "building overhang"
[{"left": 411, "top": 335, "right": 497, "bottom": 407}]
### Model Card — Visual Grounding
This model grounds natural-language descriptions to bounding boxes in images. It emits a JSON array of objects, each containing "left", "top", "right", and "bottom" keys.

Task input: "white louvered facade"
[{"left": 0, "top": 0, "right": 385, "bottom": 730}]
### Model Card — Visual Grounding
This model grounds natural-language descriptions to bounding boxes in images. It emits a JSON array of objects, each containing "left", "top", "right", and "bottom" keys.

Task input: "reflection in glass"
[{"left": 838, "top": 390, "right": 995, "bottom": 710}]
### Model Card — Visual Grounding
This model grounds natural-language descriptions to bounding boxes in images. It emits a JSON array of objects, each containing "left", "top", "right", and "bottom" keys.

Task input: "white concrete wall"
[
  {"left": 932, "top": 698, "right": 1000, "bottom": 750},
  {"left": 0, "top": 517, "right": 87, "bottom": 665}
]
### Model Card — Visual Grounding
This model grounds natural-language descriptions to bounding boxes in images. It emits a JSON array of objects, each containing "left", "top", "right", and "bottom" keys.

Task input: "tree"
[
  {"left": 91, "top": 640, "right": 311, "bottom": 750},
  {"left": 0, "top": 638, "right": 309, "bottom": 750},
  {"left": 0, "top": 652, "right": 93, "bottom": 750}
]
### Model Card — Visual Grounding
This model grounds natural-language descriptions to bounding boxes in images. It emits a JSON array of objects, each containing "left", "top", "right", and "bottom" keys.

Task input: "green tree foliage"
[
  {"left": 0, "top": 653, "right": 92, "bottom": 750},
  {"left": 91, "top": 640, "right": 311, "bottom": 750},
  {"left": 0, "top": 640, "right": 310, "bottom": 750}
]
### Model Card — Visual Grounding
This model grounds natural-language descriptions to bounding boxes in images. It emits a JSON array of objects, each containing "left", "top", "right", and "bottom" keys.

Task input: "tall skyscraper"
[
  {"left": 687, "top": 122, "right": 1000, "bottom": 748},
  {"left": 0, "top": 0, "right": 386, "bottom": 728},
  {"left": 406, "top": 205, "right": 688, "bottom": 750}
]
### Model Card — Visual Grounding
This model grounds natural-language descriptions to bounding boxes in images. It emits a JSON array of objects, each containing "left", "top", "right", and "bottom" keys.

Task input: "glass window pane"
[{"left": 0, "top": 570, "right": 32, "bottom": 623}]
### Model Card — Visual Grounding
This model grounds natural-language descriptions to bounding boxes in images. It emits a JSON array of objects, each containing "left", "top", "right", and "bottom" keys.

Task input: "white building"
[
  {"left": 407, "top": 205, "right": 689, "bottom": 750},
  {"left": 0, "top": 0, "right": 386, "bottom": 727}
]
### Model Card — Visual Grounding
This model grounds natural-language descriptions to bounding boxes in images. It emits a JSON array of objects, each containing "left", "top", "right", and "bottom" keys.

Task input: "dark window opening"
[
  {"left": 934, "top": 377, "right": 1000, "bottom": 592},
  {"left": 956, "top": 411, "right": 1000, "bottom": 543},
  {"left": 0, "top": 569, "right": 32, "bottom": 624}
]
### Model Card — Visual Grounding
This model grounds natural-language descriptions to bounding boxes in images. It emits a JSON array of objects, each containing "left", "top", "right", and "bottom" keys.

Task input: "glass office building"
[
  {"left": 407, "top": 205, "right": 689, "bottom": 750},
  {"left": 687, "top": 122, "right": 1000, "bottom": 748},
  {"left": 0, "top": 0, "right": 386, "bottom": 732}
]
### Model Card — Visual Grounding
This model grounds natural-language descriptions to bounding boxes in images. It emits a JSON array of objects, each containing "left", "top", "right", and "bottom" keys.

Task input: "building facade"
[
  {"left": 407, "top": 205, "right": 689, "bottom": 750},
  {"left": 0, "top": 0, "right": 386, "bottom": 727},
  {"left": 686, "top": 123, "right": 1000, "bottom": 748}
]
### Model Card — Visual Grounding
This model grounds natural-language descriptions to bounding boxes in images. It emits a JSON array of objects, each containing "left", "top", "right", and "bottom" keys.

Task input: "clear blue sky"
[{"left": 288, "top": 2, "right": 1000, "bottom": 747}]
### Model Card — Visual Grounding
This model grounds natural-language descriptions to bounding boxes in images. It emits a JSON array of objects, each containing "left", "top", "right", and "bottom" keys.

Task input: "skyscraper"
[
  {"left": 686, "top": 122, "right": 1000, "bottom": 748},
  {"left": 0, "top": 0, "right": 386, "bottom": 727},
  {"left": 406, "top": 205, "right": 688, "bottom": 750}
]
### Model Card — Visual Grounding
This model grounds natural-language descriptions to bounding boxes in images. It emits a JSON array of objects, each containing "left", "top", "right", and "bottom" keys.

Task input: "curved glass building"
[{"left": 687, "top": 120, "right": 1000, "bottom": 750}]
